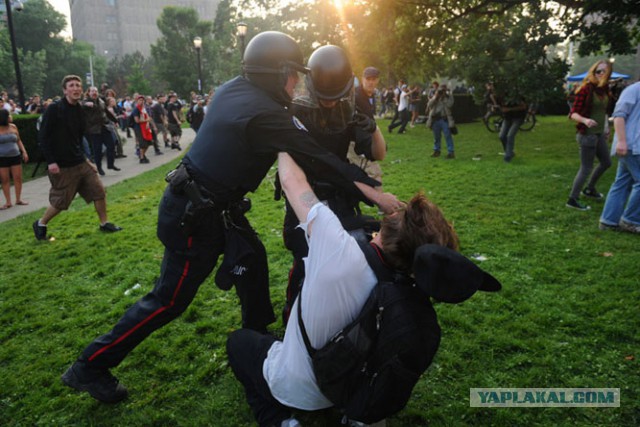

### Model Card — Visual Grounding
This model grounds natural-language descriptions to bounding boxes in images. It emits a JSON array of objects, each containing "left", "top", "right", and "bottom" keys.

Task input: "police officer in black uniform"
[
  {"left": 281, "top": 45, "right": 387, "bottom": 323},
  {"left": 61, "top": 31, "right": 401, "bottom": 404}
]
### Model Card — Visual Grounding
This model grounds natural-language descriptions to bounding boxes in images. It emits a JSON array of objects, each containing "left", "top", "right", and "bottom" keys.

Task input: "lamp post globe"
[
  {"left": 193, "top": 36, "right": 203, "bottom": 94},
  {"left": 237, "top": 22, "right": 248, "bottom": 59}
]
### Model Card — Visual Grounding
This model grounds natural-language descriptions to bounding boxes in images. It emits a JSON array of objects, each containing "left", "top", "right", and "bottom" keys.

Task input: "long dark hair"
[{"left": 0, "top": 109, "right": 9, "bottom": 126}]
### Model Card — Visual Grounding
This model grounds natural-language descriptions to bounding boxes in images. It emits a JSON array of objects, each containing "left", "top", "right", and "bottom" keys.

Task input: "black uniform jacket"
[{"left": 183, "top": 76, "right": 379, "bottom": 205}]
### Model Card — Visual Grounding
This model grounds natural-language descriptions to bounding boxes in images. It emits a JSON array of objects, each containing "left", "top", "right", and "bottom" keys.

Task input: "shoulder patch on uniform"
[{"left": 292, "top": 115, "right": 308, "bottom": 132}]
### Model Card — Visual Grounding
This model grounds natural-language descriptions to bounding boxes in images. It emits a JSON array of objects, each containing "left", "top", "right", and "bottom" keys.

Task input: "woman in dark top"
[{"left": 567, "top": 60, "right": 614, "bottom": 211}]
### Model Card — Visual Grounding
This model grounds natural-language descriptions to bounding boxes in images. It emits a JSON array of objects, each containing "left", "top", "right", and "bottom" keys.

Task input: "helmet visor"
[
  {"left": 292, "top": 93, "right": 355, "bottom": 133},
  {"left": 295, "top": 74, "right": 355, "bottom": 110}
]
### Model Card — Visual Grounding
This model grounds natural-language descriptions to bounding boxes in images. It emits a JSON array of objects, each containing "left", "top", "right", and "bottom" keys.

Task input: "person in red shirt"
[{"left": 567, "top": 60, "right": 615, "bottom": 211}]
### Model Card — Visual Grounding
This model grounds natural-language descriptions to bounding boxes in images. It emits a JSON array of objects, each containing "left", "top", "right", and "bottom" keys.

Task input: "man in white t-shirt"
[
  {"left": 388, "top": 85, "right": 411, "bottom": 134},
  {"left": 227, "top": 152, "right": 459, "bottom": 426}
]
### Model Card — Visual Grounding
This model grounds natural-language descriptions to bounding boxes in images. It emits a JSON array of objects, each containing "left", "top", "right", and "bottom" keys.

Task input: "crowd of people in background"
[
  {"left": 0, "top": 56, "right": 637, "bottom": 233},
  {"left": 0, "top": 82, "right": 217, "bottom": 214}
]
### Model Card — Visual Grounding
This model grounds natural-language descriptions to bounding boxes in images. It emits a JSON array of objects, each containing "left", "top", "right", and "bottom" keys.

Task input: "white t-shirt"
[
  {"left": 398, "top": 91, "right": 410, "bottom": 111},
  {"left": 263, "top": 203, "right": 377, "bottom": 410}
]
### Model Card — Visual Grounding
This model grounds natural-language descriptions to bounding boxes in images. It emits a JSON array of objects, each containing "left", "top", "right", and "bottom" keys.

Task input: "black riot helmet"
[
  {"left": 243, "top": 31, "right": 309, "bottom": 105},
  {"left": 306, "top": 45, "right": 354, "bottom": 101}
]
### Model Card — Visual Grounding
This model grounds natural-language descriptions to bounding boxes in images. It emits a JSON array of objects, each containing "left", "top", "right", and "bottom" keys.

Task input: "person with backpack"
[
  {"left": 227, "top": 151, "right": 488, "bottom": 426},
  {"left": 186, "top": 96, "right": 205, "bottom": 133}
]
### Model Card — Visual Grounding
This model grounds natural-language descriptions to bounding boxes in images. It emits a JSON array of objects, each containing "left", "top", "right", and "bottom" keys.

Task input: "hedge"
[{"left": 13, "top": 114, "right": 40, "bottom": 164}]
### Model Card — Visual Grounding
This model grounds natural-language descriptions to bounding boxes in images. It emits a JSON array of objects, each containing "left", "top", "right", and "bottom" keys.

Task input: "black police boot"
[{"left": 61, "top": 362, "right": 128, "bottom": 403}]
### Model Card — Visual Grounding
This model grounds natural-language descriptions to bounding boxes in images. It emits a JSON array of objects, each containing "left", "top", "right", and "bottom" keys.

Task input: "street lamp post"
[
  {"left": 4, "top": 0, "right": 25, "bottom": 111},
  {"left": 237, "top": 22, "right": 248, "bottom": 61},
  {"left": 193, "top": 36, "right": 203, "bottom": 94}
]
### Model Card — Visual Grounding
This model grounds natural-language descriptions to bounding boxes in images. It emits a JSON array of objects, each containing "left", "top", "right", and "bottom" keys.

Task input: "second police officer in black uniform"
[
  {"left": 280, "top": 45, "right": 388, "bottom": 323},
  {"left": 61, "top": 31, "right": 402, "bottom": 404}
]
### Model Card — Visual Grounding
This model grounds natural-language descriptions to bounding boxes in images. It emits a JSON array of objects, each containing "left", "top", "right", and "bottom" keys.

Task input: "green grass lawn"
[{"left": 1, "top": 116, "right": 637, "bottom": 426}]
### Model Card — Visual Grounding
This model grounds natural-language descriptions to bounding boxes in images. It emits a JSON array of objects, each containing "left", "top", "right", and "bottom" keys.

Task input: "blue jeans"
[
  {"left": 499, "top": 117, "right": 523, "bottom": 161},
  {"left": 87, "top": 128, "right": 116, "bottom": 169},
  {"left": 600, "top": 152, "right": 640, "bottom": 226},
  {"left": 432, "top": 118, "right": 454, "bottom": 153}
]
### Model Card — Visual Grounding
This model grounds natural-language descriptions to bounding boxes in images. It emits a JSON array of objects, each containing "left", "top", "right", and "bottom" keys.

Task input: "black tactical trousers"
[{"left": 79, "top": 187, "right": 275, "bottom": 370}]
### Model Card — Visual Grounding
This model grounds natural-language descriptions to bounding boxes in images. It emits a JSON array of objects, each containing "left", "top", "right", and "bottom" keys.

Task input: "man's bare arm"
[{"left": 278, "top": 153, "right": 320, "bottom": 227}]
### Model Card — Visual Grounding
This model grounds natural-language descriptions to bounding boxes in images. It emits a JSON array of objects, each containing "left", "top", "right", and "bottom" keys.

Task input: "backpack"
[
  {"left": 297, "top": 241, "right": 440, "bottom": 424},
  {"left": 298, "top": 241, "right": 502, "bottom": 424}
]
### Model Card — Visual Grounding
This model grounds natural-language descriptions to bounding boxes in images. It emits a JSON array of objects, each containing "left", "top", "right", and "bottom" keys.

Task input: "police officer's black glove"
[{"left": 349, "top": 112, "right": 377, "bottom": 133}]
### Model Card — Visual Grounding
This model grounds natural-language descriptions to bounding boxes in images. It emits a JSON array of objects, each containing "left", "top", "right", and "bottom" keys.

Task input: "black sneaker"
[
  {"left": 61, "top": 363, "right": 128, "bottom": 403},
  {"left": 566, "top": 198, "right": 591, "bottom": 211},
  {"left": 100, "top": 222, "right": 123, "bottom": 232},
  {"left": 446, "top": 152, "right": 455, "bottom": 159},
  {"left": 32, "top": 220, "right": 47, "bottom": 240},
  {"left": 431, "top": 150, "right": 441, "bottom": 158},
  {"left": 582, "top": 188, "right": 604, "bottom": 199},
  {"left": 155, "top": 150, "right": 164, "bottom": 155}
]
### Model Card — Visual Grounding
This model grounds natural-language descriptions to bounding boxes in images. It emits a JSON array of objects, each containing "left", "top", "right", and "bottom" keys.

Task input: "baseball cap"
[{"left": 363, "top": 67, "right": 380, "bottom": 78}]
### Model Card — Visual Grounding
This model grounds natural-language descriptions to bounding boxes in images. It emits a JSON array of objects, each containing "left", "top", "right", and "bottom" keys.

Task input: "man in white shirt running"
[
  {"left": 226, "top": 152, "right": 459, "bottom": 426},
  {"left": 388, "top": 85, "right": 411, "bottom": 134}
]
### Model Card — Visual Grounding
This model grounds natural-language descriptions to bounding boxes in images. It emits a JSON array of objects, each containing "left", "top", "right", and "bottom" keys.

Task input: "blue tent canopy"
[{"left": 567, "top": 71, "right": 630, "bottom": 82}]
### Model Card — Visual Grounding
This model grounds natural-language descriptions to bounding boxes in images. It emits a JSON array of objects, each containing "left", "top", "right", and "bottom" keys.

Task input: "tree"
[
  {"left": 11, "top": 0, "right": 72, "bottom": 97},
  {"left": 207, "top": 0, "right": 242, "bottom": 88},
  {"left": 13, "top": 0, "right": 66, "bottom": 54},
  {"left": 571, "top": 0, "right": 640, "bottom": 56},
  {"left": 151, "top": 6, "right": 214, "bottom": 97},
  {"left": 106, "top": 52, "right": 162, "bottom": 96},
  {"left": 127, "top": 63, "right": 152, "bottom": 95},
  {"left": 20, "top": 49, "right": 47, "bottom": 97},
  {"left": 446, "top": 6, "right": 570, "bottom": 104}
]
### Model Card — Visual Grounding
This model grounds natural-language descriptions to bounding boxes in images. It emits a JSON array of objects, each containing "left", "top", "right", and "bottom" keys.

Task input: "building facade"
[{"left": 69, "top": 0, "right": 219, "bottom": 59}]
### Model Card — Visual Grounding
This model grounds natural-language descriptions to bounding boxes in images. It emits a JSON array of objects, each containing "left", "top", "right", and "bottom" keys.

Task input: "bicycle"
[{"left": 484, "top": 106, "right": 537, "bottom": 133}]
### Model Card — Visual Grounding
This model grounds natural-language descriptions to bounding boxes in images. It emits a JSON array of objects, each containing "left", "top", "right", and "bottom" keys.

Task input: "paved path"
[{"left": 0, "top": 128, "right": 196, "bottom": 224}]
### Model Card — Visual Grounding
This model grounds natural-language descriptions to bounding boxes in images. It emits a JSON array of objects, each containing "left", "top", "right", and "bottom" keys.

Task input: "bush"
[{"left": 13, "top": 114, "right": 40, "bottom": 163}]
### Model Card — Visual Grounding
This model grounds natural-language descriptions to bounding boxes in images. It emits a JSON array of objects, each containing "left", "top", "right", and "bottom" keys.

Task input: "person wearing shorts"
[
  {"left": 33, "top": 74, "right": 122, "bottom": 240},
  {"left": 166, "top": 94, "right": 183, "bottom": 150},
  {"left": 0, "top": 109, "right": 29, "bottom": 209}
]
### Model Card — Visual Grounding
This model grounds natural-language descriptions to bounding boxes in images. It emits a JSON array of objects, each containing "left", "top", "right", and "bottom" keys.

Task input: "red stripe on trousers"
[{"left": 88, "top": 236, "right": 194, "bottom": 362}]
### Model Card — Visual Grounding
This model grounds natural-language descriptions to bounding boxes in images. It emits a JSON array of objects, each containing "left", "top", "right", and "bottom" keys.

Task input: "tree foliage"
[
  {"left": 573, "top": 0, "right": 640, "bottom": 56},
  {"left": 238, "top": 0, "right": 636, "bottom": 104},
  {"left": 150, "top": 7, "right": 214, "bottom": 97},
  {"left": 9, "top": 0, "right": 61, "bottom": 96},
  {"left": 5, "top": 0, "right": 636, "bottom": 104},
  {"left": 0, "top": 0, "right": 106, "bottom": 99},
  {"left": 12, "top": 0, "right": 66, "bottom": 53}
]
